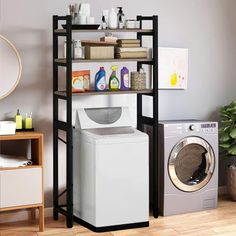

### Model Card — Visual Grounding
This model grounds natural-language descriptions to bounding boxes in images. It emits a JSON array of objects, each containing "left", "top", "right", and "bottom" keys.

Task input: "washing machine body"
[
  {"left": 73, "top": 107, "right": 149, "bottom": 231},
  {"left": 158, "top": 120, "right": 218, "bottom": 216}
]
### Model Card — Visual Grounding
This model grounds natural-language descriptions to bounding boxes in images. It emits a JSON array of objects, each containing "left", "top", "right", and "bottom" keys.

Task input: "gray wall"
[{"left": 0, "top": 0, "right": 236, "bottom": 206}]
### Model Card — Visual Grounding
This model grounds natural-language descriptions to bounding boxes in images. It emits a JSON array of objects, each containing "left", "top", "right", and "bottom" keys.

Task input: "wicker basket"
[{"left": 131, "top": 71, "right": 146, "bottom": 90}]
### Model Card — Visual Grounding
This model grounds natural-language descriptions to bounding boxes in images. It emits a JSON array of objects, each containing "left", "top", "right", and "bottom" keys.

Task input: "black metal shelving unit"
[{"left": 53, "top": 15, "right": 159, "bottom": 229}]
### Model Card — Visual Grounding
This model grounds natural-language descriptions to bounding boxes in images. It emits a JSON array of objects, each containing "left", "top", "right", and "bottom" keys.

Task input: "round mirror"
[{"left": 0, "top": 35, "right": 22, "bottom": 100}]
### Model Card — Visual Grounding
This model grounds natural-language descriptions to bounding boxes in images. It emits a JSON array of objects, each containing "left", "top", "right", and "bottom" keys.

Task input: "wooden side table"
[{"left": 0, "top": 132, "right": 44, "bottom": 232}]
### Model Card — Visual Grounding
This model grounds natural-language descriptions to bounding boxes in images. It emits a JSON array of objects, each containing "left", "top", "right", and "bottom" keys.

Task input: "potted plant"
[{"left": 219, "top": 100, "right": 236, "bottom": 200}]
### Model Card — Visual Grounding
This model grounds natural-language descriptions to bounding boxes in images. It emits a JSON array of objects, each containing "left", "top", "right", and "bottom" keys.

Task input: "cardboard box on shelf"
[{"left": 85, "top": 46, "right": 114, "bottom": 59}]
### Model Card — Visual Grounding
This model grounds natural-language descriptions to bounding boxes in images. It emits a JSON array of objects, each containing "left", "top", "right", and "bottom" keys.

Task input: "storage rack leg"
[
  {"left": 53, "top": 15, "right": 74, "bottom": 228},
  {"left": 136, "top": 15, "right": 159, "bottom": 219},
  {"left": 53, "top": 15, "right": 59, "bottom": 222}
]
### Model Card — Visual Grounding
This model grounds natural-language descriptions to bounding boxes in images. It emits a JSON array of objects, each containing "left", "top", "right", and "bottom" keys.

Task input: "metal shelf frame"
[{"left": 53, "top": 15, "right": 159, "bottom": 229}]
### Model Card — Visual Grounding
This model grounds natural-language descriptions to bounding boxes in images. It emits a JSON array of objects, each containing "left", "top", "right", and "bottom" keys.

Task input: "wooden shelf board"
[
  {"left": 55, "top": 29, "right": 153, "bottom": 33},
  {"left": 55, "top": 89, "right": 153, "bottom": 97},
  {"left": 0, "top": 203, "right": 43, "bottom": 212},
  {"left": 0, "top": 132, "right": 43, "bottom": 141},
  {"left": 55, "top": 58, "right": 153, "bottom": 64},
  {"left": 0, "top": 165, "right": 42, "bottom": 171}
]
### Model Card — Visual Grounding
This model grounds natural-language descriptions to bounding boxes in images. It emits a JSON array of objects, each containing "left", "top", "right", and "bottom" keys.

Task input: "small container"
[
  {"left": 135, "top": 20, "right": 140, "bottom": 29},
  {"left": 73, "top": 40, "right": 83, "bottom": 59},
  {"left": 74, "top": 12, "right": 79, "bottom": 24},
  {"left": 0, "top": 121, "right": 16, "bottom": 135},
  {"left": 101, "top": 15, "right": 107, "bottom": 29},
  {"left": 25, "top": 113, "right": 33, "bottom": 129},
  {"left": 78, "top": 15, "right": 87, "bottom": 24},
  {"left": 15, "top": 109, "right": 22, "bottom": 130},
  {"left": 64, "top": 40, "right": 74, "bottom": 59},
  {"left": 64, "top": 40, "right": 84, "bottom": 59},
  {"left": 125, "top": 20, "right": 136, "bottom": 29},
  {"left": 25, "top": 117, "right": 33, "bottom": 129},
  {"left": 109, "top": 65, "right": 119, "bottom": 90},
  {"left": 131, "top": 69, "right": 146, "bottom": 90},
  {"left": 108, "top": 7, "right": 118, "bottom": 29},
  {"left": 118, "top": 15, "right": 124, "bottom": 29},
  {"left": 95, "top": 67, "right": 107, "bottom": 91},
  {"left": 102, "top": 9, "right": 109, "bottom": 26},
  {"left": 117, "top": 7, "right": 125, "bottom": 29},
  {"left": 120, "top": 67, "right": 129, "bottom": 90},
  {"left": 85, "top": 46, "right": 114, "bottom": 59},
  {"left": 125, "top": 20, "right": 140, "bottom": 29},
  {"left": 72, "top": 70, "right": 90, "bottom": 92},
  {"left": 87, "top": 16, "right": 95, "bottom": 24}
]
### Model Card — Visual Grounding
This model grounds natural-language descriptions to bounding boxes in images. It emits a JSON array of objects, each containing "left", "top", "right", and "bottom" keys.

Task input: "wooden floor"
[{"left": 1, "top": 196, "right": 236, "bottom": 236}]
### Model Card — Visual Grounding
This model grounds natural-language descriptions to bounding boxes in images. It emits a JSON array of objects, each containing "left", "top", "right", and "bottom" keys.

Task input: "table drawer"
[{"left": 0, "top": 168, "right": 42, "bottom": 208}]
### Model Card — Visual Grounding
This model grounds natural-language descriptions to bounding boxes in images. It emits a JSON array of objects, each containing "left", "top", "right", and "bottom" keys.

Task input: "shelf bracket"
[
  {"left": 58, "top": 189, "right": 67, "bottom": 198},
  {"left": 58, "top": 137, "right": 67, "bottom": 144}
]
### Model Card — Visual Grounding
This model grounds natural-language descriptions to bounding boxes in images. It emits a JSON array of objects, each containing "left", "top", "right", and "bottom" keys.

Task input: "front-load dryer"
[{"left": 158, "top": 120, "right": 218, "bottom": 216}]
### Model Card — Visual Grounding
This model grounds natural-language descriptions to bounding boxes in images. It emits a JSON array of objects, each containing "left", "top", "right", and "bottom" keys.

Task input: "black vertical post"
[
  {"left": 137, "top": 15, "right": 144, "bottom": 132},
  {"left": 152, "top": 15, "right": 159, "bottom": 218},
  {"left": 65, "top": 15, "right": 73, "bottom": 228},
  {"left": 53, "top": 15, "right": 59, "bottom": 221}
]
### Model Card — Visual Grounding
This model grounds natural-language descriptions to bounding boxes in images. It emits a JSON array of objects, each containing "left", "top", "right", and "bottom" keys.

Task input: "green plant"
[{"left": 219, "top": 101, "right": 236, "bottom": 157}]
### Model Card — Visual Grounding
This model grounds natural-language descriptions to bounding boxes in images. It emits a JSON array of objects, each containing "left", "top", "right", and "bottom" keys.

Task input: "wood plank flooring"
[{"left": 1, "top": 195, "right": 236, "bottom": 236}]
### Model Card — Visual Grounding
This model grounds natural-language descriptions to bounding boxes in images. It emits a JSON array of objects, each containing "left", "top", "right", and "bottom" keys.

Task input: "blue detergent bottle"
[{"left": 95, "top": 67, "right": 107, "bottom": 91}]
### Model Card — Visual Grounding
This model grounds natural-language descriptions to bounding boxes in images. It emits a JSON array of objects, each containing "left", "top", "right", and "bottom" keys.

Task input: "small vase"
[{"left": 226, "top": 165, "right": 236, "bottom": 201}]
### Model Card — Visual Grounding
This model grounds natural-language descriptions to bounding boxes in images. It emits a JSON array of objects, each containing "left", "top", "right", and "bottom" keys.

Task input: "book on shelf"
[
  {"left": 117, "top": 39, "right": 141, "bottom": 44},
  {"left": 118, "top": 43, "right": 141, "bottom": 48},
  {"left": 116, "top": 47, "right": 148, "bottom": 53},
  {"left": 115, "top": 51, "right": 148, "bottom": 59}
]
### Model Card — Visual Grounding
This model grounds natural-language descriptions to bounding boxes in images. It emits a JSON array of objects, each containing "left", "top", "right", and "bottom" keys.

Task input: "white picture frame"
[{"left": 159, "top": 47, "right": 188, "bottom": 90}]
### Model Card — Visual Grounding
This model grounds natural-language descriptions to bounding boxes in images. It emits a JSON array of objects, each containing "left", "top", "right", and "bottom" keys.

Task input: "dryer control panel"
[
  {"left": 185, "top": 123, "right": 217, "bottom": 133},
  {"left": 162, "top": 121, "right": 218, "bottom": 136},
  {"left": 200, "top": 123, "right": 217, "bottom": 133}
]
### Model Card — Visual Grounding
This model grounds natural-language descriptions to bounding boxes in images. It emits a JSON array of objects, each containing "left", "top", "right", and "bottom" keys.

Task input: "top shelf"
[{"left": 54, "top": 29, "right": 153, "bottom": 34}]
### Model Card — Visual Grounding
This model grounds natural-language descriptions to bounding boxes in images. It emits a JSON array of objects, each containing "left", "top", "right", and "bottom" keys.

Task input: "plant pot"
[{"left": 226, "top": 165, "right": 236, "bottom": 201}]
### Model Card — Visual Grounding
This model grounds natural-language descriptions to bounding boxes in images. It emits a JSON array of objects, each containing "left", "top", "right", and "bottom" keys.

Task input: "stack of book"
[{"left": 116, "top": 39, "right": 148, "bottom": 59}]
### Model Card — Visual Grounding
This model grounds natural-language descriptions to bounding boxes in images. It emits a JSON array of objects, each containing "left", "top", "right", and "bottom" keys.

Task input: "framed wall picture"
[{"left": 159, "top": 47, "right": 188, "bottom": 90}]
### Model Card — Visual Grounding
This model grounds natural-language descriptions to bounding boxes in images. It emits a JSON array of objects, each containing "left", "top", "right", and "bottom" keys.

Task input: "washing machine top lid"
[
  {"left": 75, "top": 107, "right": 133, "bottom": 130},
  {"left": 81, "top": 127, "right": 148, "bottom": 144}
]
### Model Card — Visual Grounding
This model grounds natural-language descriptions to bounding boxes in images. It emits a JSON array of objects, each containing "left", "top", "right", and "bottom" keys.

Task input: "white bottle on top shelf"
[{"left": 108, "top": 7, "right": 117, "bottom": 29}]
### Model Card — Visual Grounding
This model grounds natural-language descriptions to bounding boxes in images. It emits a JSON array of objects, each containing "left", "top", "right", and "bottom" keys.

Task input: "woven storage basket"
[{"left": 131, "top": 71, "right": 146, "bottom": 90}]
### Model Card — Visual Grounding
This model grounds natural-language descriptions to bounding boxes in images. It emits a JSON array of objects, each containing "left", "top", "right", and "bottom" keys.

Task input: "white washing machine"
[
  {"left": 73, "top": 107, "right": 149, "bottom": 232},
  {"left": 158, "top": 120, "right": 218, "bottom": 216}
]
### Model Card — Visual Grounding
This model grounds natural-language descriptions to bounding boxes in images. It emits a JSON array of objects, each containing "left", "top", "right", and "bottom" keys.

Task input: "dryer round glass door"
[{"left": 168, "top": 136, "right": 215, "bottom": 192}]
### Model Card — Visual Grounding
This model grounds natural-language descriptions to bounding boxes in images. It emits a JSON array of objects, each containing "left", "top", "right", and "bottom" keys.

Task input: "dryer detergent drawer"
[{"left": 0, "top": 168, "right": 42, "bottom": 208}]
